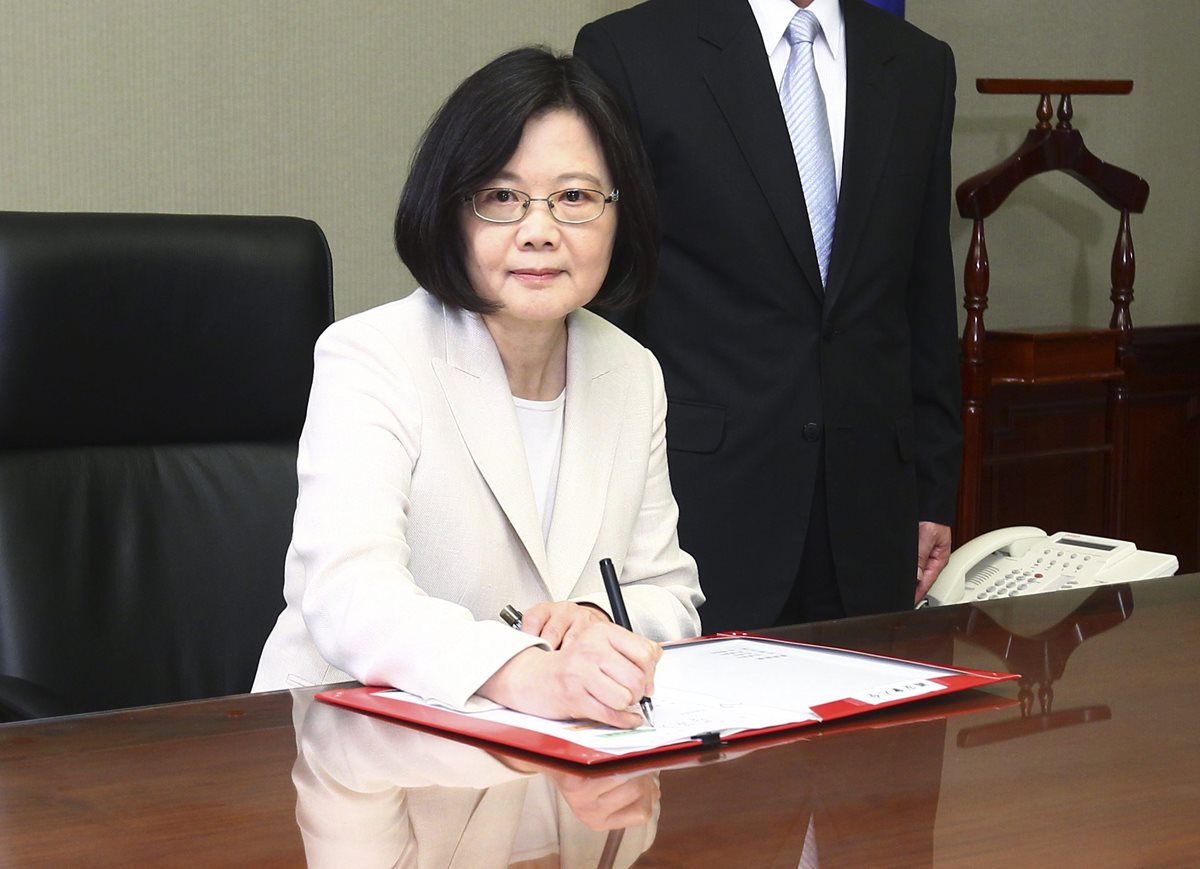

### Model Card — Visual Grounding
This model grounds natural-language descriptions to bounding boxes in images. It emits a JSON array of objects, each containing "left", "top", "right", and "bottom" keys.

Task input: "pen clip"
[{"left": 690, "top": 731, "right": 726, "bottom": 750}]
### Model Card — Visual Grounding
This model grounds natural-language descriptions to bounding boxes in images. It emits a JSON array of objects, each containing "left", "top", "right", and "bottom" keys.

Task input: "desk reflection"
[
  {"left": 954, "top": 585, "right": 1133, "bottom": 747},
  {"left": 291, "top": 611, "right": 1092, "bottom": 869},
  {"left": 291, "top": 693, "right": 658, "bottom": 868}
]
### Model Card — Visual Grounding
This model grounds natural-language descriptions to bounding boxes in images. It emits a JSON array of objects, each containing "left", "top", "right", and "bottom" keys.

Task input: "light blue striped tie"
[{"left": 781, "top": 9, "right": 837, "bottom": 289}]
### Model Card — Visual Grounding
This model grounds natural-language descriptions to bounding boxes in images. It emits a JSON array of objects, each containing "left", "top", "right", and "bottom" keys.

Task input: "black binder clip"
[{"left": 691, "top": 730, "right": 726, "bottom": 750}]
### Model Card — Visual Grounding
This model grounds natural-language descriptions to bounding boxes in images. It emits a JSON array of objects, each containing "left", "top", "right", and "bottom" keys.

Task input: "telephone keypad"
[{"left": 971, "top": 539, "right": 1132, "bottom": 601}]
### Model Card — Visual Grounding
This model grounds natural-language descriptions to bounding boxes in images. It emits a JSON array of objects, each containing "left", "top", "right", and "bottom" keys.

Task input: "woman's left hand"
[{"left": 521, "top": 601, "right": 611, "bottom": 650}]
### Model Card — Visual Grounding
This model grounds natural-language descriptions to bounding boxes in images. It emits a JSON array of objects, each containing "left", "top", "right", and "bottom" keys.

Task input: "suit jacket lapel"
[
  {"left": 545, "top": 311, "right": 626, "bottom": 600},
  {"left": 432, "top": 304, "right": 551, "bottom": 584},
  {"left": 825, "top": 0, "right": 899, "bottom": 313},
  {"left": 698, "top": 0, "right": 825, "bottom": 302}
]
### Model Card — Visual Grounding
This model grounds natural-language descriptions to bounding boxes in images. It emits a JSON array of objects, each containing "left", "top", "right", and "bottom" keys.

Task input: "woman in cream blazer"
[{"left": 253, "top": 48, "right": 702, "bottom": 727}]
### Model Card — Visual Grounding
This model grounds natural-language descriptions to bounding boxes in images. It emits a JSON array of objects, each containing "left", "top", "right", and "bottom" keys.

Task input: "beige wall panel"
[
  {"left": 0, "top": 0, "right": 628, "bottom": 317},
  {"left": 910, "top": 0, "right": 1200, "bottom": 329},
  {"left": 3, "top": 1, "right": 1196, "bottom": 327}
]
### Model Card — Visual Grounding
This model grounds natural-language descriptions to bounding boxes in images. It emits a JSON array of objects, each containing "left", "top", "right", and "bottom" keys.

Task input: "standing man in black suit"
[{"left": 575, "top": 0, "right": 961, "bottom": 632}]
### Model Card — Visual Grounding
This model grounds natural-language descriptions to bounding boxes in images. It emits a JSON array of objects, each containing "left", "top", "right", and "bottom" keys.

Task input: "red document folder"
[{"left": 316, "top": 634, "right": 1019, "bottom": 766}]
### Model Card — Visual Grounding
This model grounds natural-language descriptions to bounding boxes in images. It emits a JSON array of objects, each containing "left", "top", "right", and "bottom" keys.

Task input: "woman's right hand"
[
  {"left": 549, "top": 770, "right": 660, "bottom": 831},
  {"left": 478, "top": 622, "right": 660, "bottom": 729}
]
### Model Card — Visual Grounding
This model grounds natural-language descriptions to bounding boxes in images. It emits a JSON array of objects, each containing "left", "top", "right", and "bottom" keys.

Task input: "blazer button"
[{"left": 802, "top": 422, "right": 821, "bottom": 442}]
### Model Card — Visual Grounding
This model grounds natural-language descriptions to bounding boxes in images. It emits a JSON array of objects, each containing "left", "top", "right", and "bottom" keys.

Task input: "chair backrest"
[{"left": 0, "top": 211, "right": 334, "bottom": 719}]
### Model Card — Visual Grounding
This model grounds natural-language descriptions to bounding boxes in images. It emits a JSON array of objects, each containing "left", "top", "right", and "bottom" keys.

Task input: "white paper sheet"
[{"left": 374, "top": 637, "right": 959, "bottom": 756}]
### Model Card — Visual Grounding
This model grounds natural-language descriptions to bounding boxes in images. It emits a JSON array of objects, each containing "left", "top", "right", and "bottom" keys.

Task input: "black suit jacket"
[{"left": 576, "top": 0, "right": 961, "bottom": 631}]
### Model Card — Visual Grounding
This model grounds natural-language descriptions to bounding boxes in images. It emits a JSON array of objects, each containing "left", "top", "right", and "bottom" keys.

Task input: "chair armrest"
[{"left": 0, "top": 675, "right": 76, "bottom": 722}]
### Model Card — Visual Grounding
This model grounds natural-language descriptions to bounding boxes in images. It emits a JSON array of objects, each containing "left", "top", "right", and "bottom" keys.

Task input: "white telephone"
[{"left": 922, "top": 527, "right": 1179, "bottom": 607}]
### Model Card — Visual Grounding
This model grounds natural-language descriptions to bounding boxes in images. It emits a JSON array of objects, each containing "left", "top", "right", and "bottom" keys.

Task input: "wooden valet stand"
[{"left": 954, "top": 79, "right": 1150, "bottom": 543}]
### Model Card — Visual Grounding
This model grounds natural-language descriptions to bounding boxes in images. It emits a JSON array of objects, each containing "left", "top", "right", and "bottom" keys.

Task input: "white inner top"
[{"left": 512, "top": 389, "right": 566, "bottom": 542}]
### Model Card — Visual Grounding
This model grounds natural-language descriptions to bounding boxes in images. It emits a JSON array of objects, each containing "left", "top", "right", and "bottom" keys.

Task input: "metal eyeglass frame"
[{"left": 464, "top": 187, "right": 620, "bottom": 224}]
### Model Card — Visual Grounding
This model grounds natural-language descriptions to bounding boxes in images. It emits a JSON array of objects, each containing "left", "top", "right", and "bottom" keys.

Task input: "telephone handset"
[{"left": 922, "top": 527, "right": 1179, "bottom": 607}]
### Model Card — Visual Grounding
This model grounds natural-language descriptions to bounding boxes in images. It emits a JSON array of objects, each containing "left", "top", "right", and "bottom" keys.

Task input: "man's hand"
[{"left": 916, "top": 521, "right": 953, "bottom": 604}]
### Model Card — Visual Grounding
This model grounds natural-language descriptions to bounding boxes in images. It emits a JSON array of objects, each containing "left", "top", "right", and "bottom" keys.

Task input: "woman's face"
[{"left": 461, "top": 109, "right": 617, "bottom": 331}]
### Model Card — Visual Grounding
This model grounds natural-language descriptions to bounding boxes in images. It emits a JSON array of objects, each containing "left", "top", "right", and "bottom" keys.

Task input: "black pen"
[{"left": 598, "top": 557, "right": 655, "bottom": 727}]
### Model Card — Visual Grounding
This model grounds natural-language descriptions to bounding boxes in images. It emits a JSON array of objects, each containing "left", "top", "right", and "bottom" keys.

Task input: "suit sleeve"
[
  {"left": 575, "top": 21, "right": 638, "bottom": 124},
  {"left": 575, "top": 22, "right": 644, "bottom": 337},
  {"left": 291, "top": 320, "right": 546, "bottom": 706},
  {"left": 908, "top": 41, "right": 962, "bottom": 527}
]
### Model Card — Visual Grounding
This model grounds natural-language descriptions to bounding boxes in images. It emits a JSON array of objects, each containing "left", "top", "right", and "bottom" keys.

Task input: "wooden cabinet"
[{"left": 972, "top": 324, "right": 1200, "bottom": 573}]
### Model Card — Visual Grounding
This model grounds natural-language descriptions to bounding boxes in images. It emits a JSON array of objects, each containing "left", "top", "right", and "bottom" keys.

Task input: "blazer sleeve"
[
  {"left": 291, "top": 318, "right": 547, "bottom": 707},
  {"left": 571, "top": 348, "right": 705, "bottom": 639},
  {"left": 908, "top": 40, "right": 962, "bottom": 527}
]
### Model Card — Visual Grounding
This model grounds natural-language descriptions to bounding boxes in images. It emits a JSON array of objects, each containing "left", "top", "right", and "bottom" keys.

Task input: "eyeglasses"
[{"left": 464, "top": 187, "right": 619, "bottom": 224}]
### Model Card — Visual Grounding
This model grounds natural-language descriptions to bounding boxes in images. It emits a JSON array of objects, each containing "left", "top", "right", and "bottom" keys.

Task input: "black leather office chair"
[{"left": 0, "top": 211, "right": 333, "bottom": 720}]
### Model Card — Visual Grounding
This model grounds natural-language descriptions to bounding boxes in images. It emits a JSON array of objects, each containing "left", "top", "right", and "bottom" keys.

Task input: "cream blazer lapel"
[
  {"left": 430, "top": 305, "right": 628, "bottom": 601},
  {"left": 547, "top": 311, "right": 627, "bottom": 599},
  {"left": 431, "top": 305, "right": 550, "bottom": 584}
]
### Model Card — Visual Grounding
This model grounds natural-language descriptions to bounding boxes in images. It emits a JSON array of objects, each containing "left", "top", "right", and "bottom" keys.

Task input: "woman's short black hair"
[{"left": 395, "top": 46, "right": 658, "bottom": 314}]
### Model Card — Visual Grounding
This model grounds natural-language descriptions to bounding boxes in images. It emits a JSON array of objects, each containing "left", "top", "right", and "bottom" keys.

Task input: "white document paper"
[{"left": 375, "top": 637, "right": 958, "bottom": 757}]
